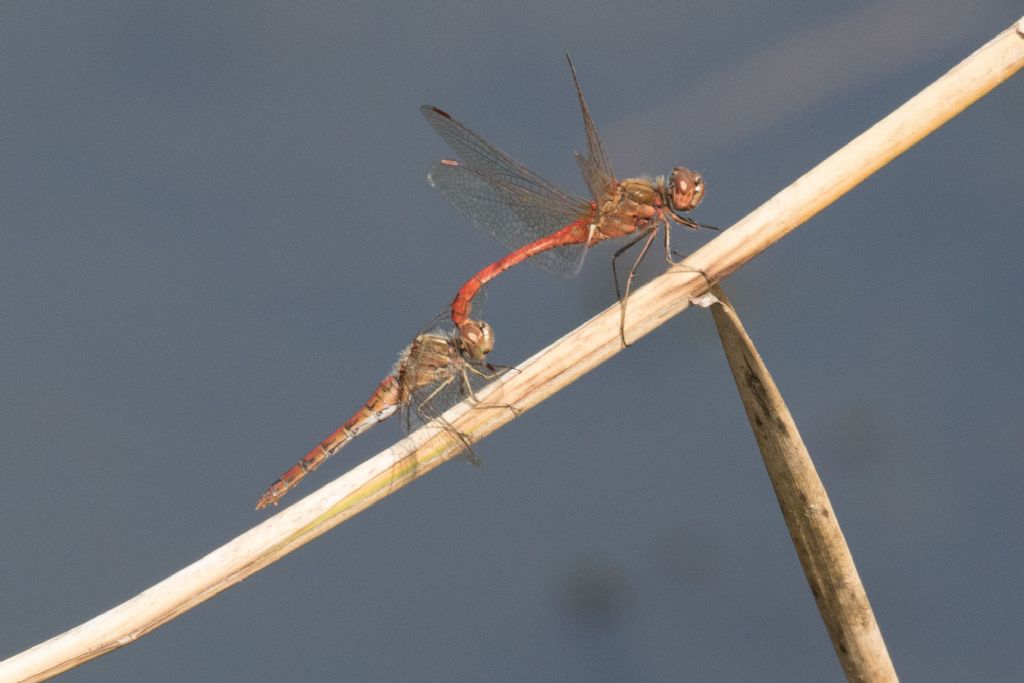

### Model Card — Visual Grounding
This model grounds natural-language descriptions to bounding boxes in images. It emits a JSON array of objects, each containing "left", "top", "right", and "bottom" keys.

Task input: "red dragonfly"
[
  {"left": 256, "top": 317, "right": 503, "bottom": 509},
  {"left": 423, "top": 56, "right": 711, "bottom": 350}
]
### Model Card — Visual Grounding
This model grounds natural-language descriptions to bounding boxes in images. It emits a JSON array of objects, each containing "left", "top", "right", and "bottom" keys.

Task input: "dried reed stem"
[
  {"left": 2, "top": 17, "right": 1021, "bottom": 683},
  {"left": 710, "top": 287, "right": 898, "bottom": 682}
]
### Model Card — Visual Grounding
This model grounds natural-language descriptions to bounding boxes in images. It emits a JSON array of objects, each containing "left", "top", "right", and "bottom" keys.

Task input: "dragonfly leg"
[
  {"left": 468, "top": 362, "right": 512, "bottom": 381},
  {"left": 669, "top": 209, "right": 719, "bottom": 233},
  {"left": 461, "top": 367, "right": 521, "bottom": 419},
  {"left": 611, "top": 230, "right": 653, "bottom": 302},
  {"left": 415, "top": 380, "right": 484, "bottom": 467},
  {"left": 664, "top": 219, "right": 715, "bottom": 291},
  {"left": 612, "top": 228, "right": 658, "bottom": 347},
  {"left": 482, "top": 363, "right": 518, "bottom": 384},
  {"left": 415, "top": 376, "right": 456, "bottom": 420}
]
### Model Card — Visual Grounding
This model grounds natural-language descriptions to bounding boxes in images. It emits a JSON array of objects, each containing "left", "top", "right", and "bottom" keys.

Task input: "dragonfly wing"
[
  {"left": 567, "top": 56, "right": 616, "bottom": 201},
  {"left": 422, "top": 105, "right": 583, "bottom": 203},
  {"left": 428, "top": 160, "right": 588, "bottom": 278},
  {"left": 576, "top": 153, "right": 615, "bottom": 206},
  {"left": 401, "top": 366, "right": 485, "bottom": 466}
]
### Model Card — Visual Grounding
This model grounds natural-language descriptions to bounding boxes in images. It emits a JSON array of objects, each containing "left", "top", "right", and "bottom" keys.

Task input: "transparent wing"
[
  {"left": 422, "top": 105, "right": 588, "bottom": 208},
  {"left": 400, "top": 351, "right": 504, "bottom": 468},
  {"left": 567, "top": 56, "right": 616, "bottom": 202},
  {"left": 422, "top": 104, "right": 592, "bottom": 278},
  {"left": 427, "top": 160, "right": 588, "bottom": 278}
]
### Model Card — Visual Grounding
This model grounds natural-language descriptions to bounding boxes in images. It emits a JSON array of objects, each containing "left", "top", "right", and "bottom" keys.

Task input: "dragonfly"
[
  {"left": 423, "top": 56, "right": 713, "bottom": 350},
  {"left": 256, "top": 316, "right": 505, "bottom": 509}
]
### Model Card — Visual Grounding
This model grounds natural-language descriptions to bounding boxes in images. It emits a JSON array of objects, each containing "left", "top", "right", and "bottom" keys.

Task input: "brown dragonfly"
[
  {"left": 423, "top": 56, "right": 713, "bottom": 350},
  {"left": 256, "top": 317, "right": 505, "bottom": 509}
]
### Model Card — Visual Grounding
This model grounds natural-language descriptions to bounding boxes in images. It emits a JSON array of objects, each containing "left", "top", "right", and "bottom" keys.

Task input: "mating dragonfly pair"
[{"left": 256, "top": 57, "right": 711, "bottom": 509}]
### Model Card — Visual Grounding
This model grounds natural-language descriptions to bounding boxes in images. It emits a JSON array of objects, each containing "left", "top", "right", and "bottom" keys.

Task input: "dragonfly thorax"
[
  {"left": 592, "top": 178, "right": 662, "bottom": 239},
  {"left": 619, "top": 178, "right": 663, "bottom": 208}
]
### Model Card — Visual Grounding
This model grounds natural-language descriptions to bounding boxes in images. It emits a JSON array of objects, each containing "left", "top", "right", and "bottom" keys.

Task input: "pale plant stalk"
[
  {"left": 2, "top": 17, "right": 1022, "bottom": 683},
  {"left": 709, "top": 287, "right": 898, "bottom": 682}
]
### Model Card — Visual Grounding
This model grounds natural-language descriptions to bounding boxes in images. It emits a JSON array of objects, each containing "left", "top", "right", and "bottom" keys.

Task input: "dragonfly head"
[
  {"left": 458, "top": 319, "right": 495, "bottom": 360},
  {"left": 667, "top": 167, "right": 705, "bottom": 212}
]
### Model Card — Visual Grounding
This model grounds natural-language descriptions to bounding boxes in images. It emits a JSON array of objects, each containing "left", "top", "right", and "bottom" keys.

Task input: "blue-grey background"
[{"left": 3, "top": 2, "right": 1022, "bottom": 681}]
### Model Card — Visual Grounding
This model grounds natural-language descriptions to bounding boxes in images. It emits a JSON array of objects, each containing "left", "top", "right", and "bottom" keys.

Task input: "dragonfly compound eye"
[
  {"left": 458, "top": 320, "right": 495, "bottom": 359},
  {"left": 669, "top": 167, "right": 705, "bottom": 212}
]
